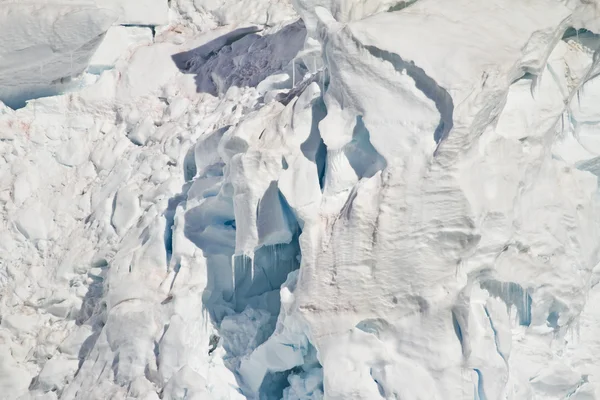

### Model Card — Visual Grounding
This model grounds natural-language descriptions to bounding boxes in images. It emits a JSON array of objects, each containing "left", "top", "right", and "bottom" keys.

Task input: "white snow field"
[{"left": 1, "top": 0, "right": 600, "bottom": 399}]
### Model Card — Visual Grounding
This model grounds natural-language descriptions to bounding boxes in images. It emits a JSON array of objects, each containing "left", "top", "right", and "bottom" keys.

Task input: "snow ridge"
[{"left": 360, "top": 43, "right": 454, "bottom": 144}]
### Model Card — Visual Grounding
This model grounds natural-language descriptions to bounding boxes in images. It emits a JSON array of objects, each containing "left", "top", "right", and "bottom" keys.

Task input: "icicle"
[
  {"left": 292, "top": 58, "right": 296, "bottom": 88},
  {"left": 522, "top": 289, "right": 528, "bottom": 325},
  {"left": 231, "top": 254, "right": 236, "bottom": 290},
  {"left": 320, "top": 68, "right": 324, "bottom": 93},
  {"left": 202, "top": 306, "right": 208, "bottom": 330}
]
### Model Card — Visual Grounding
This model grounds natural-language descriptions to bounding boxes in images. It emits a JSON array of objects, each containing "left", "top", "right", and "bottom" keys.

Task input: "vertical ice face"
[
  {"left": 0, "top": 3, "right": 117, "bottom": 109},
  {"left": 249, "top": 0, "right": 600, "bottom": 399}
]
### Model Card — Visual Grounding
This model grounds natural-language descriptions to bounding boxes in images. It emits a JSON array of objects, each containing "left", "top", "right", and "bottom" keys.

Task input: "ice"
[
  {"left": 111, "top": 186, "right": 141, "bottom": 235},
  {"left": 256, "top": 181, "right": 297, "bottom": 247},
  {"left": 96, "top": 0, "right": 169, "bottom": 26},
  {"left": 7, "top": 0, "right": 171, "bottom": 26},
  {"left": 481, "top": 280, "right": 532, "bottom": 327},
  {"left": 173, "top": 21, "right": 306, "bottom": 97},
  {"left": 343, "top": 116, "right": 387, "bottom": 179},
  {"left": 0, "top": 3, "right": 116, "bottom": 108},
  {"left": 14, "top": 203, "right": 55, "bottom": 241},
  {"left": 32, "top": 358, "right": 79, "bottom": 393},
  {"left": 117, "top": 42, "right": 185, "bottom": 99},
  {"left": 88, "top": 26, "right": 153, "bottom": 74},
  {"left": 2, "top": 0, "right": 600, "bottom": 399},
  {"left": 283, "top": 367, "right": 324, "bottom": 400},
  {"left": 0, "top": 347, "right": 31, "bottom": 397},
  {"left": 170, "top": 0, "right": 296, "bottom": 28},
  {"left": 161, "top": 365, "right": 209, "bottom": 400}
]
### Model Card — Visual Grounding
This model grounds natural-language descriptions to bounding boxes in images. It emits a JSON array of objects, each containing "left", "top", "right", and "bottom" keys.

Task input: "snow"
[
  {"left": 170, "top": 0, "right": 296, "bottom": 29},
  {"left": 0, "top": 0, "right": 170, "bottom": 25},
  {"left": 0, "top": 3, "right": 116, "bottom": 108},
  {"left": 2, "top": 0, "right": 600, "bottom": 399},
  {"left": 96, "top": 0, "right": 169, "bottom": 26},
  {"left": 88, "top": 26, "right": 153, "bottom": 74}
]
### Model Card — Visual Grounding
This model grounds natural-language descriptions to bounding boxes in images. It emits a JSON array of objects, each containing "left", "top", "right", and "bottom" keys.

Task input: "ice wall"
[
  {"left": 0, "top": 0, "right": 173, "bottom": 109},
  {"left": 0, "top": 3, "right": 117, "bottom": 109},
  {"left": 258, "top": 0, "right": 600, "bottom": 399}
]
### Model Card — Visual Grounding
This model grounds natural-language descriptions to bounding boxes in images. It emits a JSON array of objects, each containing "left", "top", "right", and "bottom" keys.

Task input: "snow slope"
[{"left": 1, "top": 0, "right": 600, "bottom": 399}]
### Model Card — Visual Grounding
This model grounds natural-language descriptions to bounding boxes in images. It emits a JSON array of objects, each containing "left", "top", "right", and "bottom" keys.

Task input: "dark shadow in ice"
[
  {"left": 163, "top": 134, "right": 302, "bottom": 397},
  {"left": 299, "top": 95, "right": 328, "bottom": 190},
  {"left": 387, "top": 0, "right": 419, "bottom": 12},
  {"left": 171, "top": 20, "right": 306, "bottom": 96},
  {"left": 344, "top": 116, "right": 387, "bottom": 179},
  {"left": 361, "top": 44, "right": 454, "bottom": 145},
  {"left": 180, "top": 178, "right": 302, "bottom": 398},
  {"left": 480, "top": 279, "right": 532, "bottom": 327}
]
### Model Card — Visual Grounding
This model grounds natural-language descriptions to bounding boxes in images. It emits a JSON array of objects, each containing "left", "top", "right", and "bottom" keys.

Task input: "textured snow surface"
[
  {"left": 1, "top": 0, "right": 600, "bottom": 399},
  {"left": 0, "top": 2, "right": 117, "bottom": 109}
]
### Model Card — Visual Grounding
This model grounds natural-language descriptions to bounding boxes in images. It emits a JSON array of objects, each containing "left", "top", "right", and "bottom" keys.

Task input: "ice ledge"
[{"left": 0, "top": 3, "right": 117, "bottom": 109}]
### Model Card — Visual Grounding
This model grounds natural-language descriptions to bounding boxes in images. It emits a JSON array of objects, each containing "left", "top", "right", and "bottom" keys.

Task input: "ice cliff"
[{"left": 1, "top": 0, "right": 600, "bottom": 399}]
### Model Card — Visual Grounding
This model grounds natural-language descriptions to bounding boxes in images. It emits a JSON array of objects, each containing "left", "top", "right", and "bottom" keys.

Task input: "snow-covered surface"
[
  {"left": 95, "top": 0, "right": 169, "bottom": 25},
  {"left": 88, "top": 26, "right": 154, "bottom": 74},
  {"left": 0, "top": 0, "right": 170, "bottom": 25},
  {"left": 1, "top": 0, "right": 600, "bottom": 399},
  {"left": 170, "top": 0, "right": 296, "bottom": 29},
  {"left": 0, "top": 3, "right": 117, "bottom": 109}
]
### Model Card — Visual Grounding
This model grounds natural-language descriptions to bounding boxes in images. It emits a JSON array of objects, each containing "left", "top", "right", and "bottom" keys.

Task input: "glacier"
[{"left": 1, "top": 0, "right": 600, "bottom": 399}]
